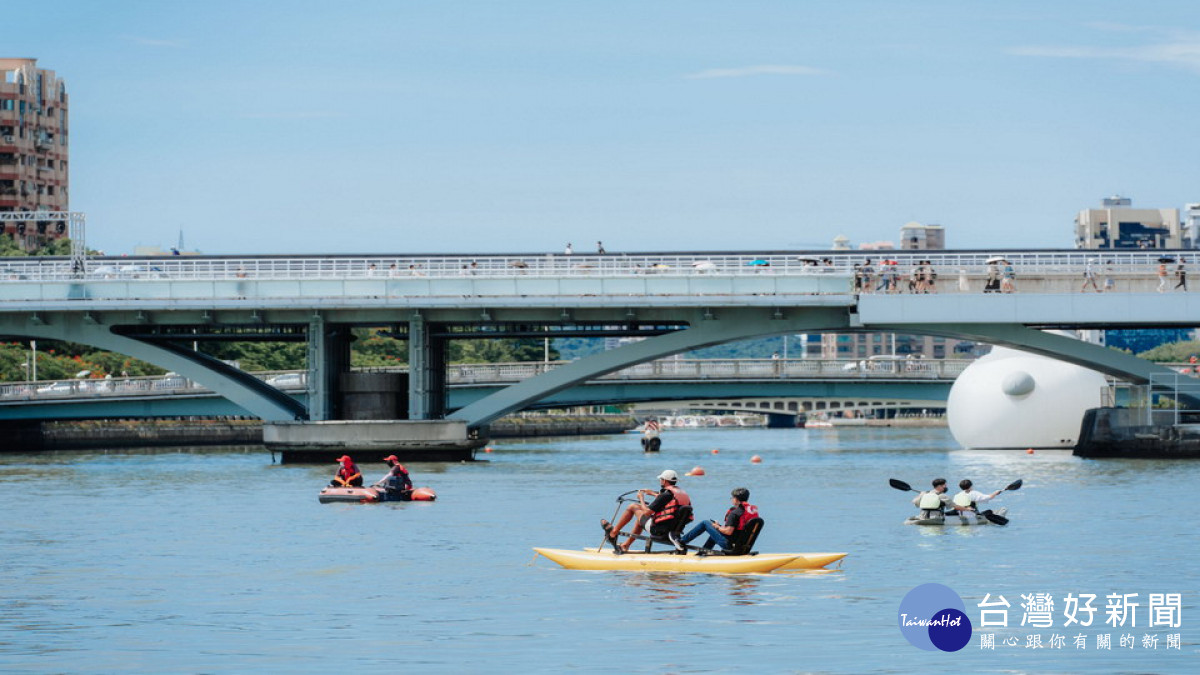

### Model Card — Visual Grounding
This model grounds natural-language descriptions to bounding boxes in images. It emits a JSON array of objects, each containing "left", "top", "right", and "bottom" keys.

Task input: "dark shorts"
[{"left": 640, "top": 515, "right": 673, "bottom": 536}]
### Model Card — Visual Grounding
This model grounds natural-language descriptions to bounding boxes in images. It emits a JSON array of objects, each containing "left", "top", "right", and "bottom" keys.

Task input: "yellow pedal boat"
[
  {"left": 772, "top": 552, "right": 848, "bottom": 572},
  {"left": 534, "top": 547, "right": 841, "bottom": 574}
]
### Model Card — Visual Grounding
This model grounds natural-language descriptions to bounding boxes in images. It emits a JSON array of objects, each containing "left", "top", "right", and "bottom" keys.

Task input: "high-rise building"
[
  {"left": 1074, "top": 196, "right": 1180, "bottom": 249},
  {"left": 1184, "top": 203, "right": 1200, "bottom": 249},
  {"left": 899, "top": 222, "right": 945, "bottom": 250},
  {"left": 0, "top": 58, "right": 70, "bottom": 247}
]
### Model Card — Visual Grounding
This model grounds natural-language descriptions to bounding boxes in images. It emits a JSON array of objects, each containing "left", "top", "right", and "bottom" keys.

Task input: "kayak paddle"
[
  {"left": 889, "top": 478, "right": 917, "bottom": 492},
  {"left": 979, "top": 510, "right": 1009, "bottom": 526}
]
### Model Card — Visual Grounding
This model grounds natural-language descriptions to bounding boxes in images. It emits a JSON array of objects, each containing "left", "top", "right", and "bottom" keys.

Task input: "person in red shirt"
[{"left": 330, "top": 455, "right": 363, "bottom": 487}]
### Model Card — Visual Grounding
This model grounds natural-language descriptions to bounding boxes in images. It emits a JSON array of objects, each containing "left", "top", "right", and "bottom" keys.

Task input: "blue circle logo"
[{"left": 898, "top": 583, "right": 973, "bottom": 652}]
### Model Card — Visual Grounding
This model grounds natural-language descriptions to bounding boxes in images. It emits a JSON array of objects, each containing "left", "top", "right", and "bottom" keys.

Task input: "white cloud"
[
  {"left": 686, "top": 64, "right": 826, "bottom": 79},
  {"left": 1011, "top": 28, "right": 1200, "bottom": 73}
]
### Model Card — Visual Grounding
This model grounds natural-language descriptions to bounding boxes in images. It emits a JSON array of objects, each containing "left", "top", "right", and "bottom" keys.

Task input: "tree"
[
  {"left": 0, "top": 233, "right": 75, "bottom": 257},
  {"left": 1138, "top": 340, "right": 1200, "bottom": 363}
]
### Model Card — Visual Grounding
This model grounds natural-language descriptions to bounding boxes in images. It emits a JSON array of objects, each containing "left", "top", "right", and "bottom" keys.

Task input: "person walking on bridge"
[
  {"left": 1175, "top": 259, "right": 1188, "bottom": 292},
  {"left": 1081, "top": 259, "right": 1100, "bottom": 292}
]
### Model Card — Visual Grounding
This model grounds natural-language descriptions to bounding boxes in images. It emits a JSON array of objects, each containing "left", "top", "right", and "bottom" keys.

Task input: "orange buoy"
[
  {"left": 484, "top": 446, "right": 494, "bottom": 453},
  {"left": 1026, "top": 448, "right": 1034, "bottom": 454},
  {"left": 686, "top": 466, "right": 706, "bottom": 476},
  {"left": 750, "top": 455, "right": 762, "bottom": 464},
  {"left": 711, "top": 449, "right": 719, "bottom": 454}
]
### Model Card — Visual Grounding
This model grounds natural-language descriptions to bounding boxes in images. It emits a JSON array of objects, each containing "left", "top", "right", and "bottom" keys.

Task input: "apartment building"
[
  {"left": 899, "top": 221, "right": 944, "bottom": 250},
  {"left": 1074, "top": 195, "right": 1180, "bottom": 250},
  {"left": 0, "top": 58, "right": 70, "bottom": 248}
]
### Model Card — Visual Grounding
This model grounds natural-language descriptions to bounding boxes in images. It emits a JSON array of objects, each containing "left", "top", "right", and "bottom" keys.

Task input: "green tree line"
[{"left": 0, "top": 334, "right": 557, "bottom": 382}]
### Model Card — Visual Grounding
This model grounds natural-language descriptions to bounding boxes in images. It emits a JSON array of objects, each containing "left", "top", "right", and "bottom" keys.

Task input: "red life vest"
[
  {"left": 336, "top": 464, "right": 360, "bottom": 481},
  {"left": 652, "top": 485, "right": 692, "bottom": 523},
  {"left": 734, "top": 503, "right": 759, "bottom": 531}
]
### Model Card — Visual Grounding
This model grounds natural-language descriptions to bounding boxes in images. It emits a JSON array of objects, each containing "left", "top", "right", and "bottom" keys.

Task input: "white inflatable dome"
[{"left": 947, "top": 347, "right": 1106, "bottom": 449}]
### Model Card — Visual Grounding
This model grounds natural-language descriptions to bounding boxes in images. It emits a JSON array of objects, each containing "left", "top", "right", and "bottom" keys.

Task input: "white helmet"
[{"left": 657, "top": 469, "right": 679, "bottom": 483}]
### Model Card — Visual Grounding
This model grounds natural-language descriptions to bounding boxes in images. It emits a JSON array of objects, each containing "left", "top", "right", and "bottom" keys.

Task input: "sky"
[{"left": 6, "top": 1, "right": 1200, "bottom": 255}]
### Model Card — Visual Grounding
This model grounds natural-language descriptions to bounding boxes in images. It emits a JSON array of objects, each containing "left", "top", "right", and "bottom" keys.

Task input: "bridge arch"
[
  {"left": 0, "top": 315, "right": 306, "bottom": 421},
  {"left": 449, "top": 311, "right": 1183, "bottom": 430}
]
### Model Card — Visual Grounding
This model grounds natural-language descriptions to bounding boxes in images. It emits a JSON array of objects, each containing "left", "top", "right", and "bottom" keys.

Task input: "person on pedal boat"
[
  {"left": 912, "top": 478, "right": 953, "bottom": 521},
  {"left": 374, "top": 455, "right": 413, "bottom": 500},
  {"left": 330, "top": 455, "right": 363, "bottom": 487},
  {"left": 952, "top": 479, "right": 1002, "bottom": 523},
  {"left": 679, "top": 487, "right": 758, "bottom": 553},
  {"left": 601, "top": 470, "right": 692, "bottom": 552}
]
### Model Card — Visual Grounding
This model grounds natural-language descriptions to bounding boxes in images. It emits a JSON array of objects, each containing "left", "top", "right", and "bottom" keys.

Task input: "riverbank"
[{"left": 0, "top": 413, "right": 638, "bottom": 452}]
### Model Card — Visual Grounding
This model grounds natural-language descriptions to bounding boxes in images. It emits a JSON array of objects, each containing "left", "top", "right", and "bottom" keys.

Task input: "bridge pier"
[
  {"left": 267, "top": 315, "right": 471, "bottom": 462},
  {"left": 408, "top": 315, "right": 447, "bottom": 420},
  {"left": 263, "top": 419, "right": 484, "bottom": 463}
]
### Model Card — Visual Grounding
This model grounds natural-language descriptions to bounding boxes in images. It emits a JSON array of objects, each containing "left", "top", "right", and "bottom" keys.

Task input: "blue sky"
[{"left": 8, "top": 1, "right": 1199, "bottom": 254}]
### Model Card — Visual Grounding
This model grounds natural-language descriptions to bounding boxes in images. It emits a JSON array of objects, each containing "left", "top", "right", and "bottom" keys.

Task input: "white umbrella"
[
  {"left": 74, "top": 370, "right": 92, "bottom": 379},
  {"left": 985, "top": 256, "right": 1007, "bottom": 264},
  {"left": 691, "top": 261, "right": 716, "bottom": 271}
]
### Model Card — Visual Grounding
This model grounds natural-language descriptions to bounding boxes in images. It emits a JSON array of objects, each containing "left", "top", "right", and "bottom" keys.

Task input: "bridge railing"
[
  {"left": 0, "top": 358, "right": 972, "bottom": 403},
  {"left": 0, "top": 250, "right": 1193, "bottom": 289}
]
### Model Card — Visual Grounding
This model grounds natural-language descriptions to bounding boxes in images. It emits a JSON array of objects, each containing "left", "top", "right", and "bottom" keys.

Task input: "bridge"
[
  {"left": 0, "top": 248, "right": 1193, "bottom": 458},
  {"left": 0, "top": 358, "right": 961, "bottom": 420}
]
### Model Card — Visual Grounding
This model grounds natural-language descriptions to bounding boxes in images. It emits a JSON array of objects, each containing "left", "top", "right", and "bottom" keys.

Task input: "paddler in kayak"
[
  {"left": 601, "top": 469, "right": 692, "bottom": 552},
  {"left": 912, "top": 478, "right": 953, "bottom": 522},
  {"left": 679, "top": 487, "right": 758, "bottom": 553},
  {"left": 373, "top": 455, "right": 413, "bottom": 500},
  {"left": 952, "top": 479, "right": 1003, "bottom": 523},
  {"left": 330, "top": 455, "right": 363, "bottom": 487}
]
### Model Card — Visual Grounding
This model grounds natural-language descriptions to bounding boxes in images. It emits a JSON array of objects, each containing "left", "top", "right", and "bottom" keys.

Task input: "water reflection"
[{"left": 616, "top": 570, "right": 771, "bottom": 608}]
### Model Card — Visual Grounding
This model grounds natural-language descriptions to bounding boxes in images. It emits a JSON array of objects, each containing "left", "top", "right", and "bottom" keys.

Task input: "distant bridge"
[{"left": 0, "top": 358, "right": 962, "bottom": 420}]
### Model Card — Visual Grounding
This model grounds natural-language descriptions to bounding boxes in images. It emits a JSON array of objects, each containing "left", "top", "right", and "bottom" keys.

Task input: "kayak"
[
  {"left": 773, "top": 552, "right": 849, "bottom": 572},
  {"left": 904, "top": 507, "right": 1007, "bottom": 526},
  {"left": 318, "top": 486, "right": 437, "bottom": 503},
  {"left": 534, "top": 547, "right": 810, "bottom": 574}
]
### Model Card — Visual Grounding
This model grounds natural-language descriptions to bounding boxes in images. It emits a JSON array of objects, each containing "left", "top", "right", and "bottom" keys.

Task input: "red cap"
[
  {"left": 383, "top": 455, "right": 399, "bottom": 462},
  {"left": 336, "top": 455, "right": 352, "bottom": 463}
]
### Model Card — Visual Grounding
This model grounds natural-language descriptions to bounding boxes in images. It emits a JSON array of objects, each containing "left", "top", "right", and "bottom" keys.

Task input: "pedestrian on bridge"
[
  {"left": 1081, "top": 259, "right": 1100, "bottom": 293},
  {"left": 1176, "top": 260, "right": 1188, "bottom": 292},
  {"left": 1000, "top": 262, "right": 1016, "bottom": 293}
]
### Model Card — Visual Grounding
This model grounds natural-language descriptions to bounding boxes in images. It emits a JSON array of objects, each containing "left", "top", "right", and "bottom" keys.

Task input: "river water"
[{"left": 1, "top": 427, "right": 1196, "bottom": 673}]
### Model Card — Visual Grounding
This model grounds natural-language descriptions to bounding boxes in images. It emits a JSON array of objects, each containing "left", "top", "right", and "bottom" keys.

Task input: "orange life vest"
[{"left": 652, "top": 485, "right": 692, "bottom": 523}]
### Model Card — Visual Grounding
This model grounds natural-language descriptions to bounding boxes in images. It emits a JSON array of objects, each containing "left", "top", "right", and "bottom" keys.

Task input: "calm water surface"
[{"left": 1, "top": 427, "right": 1197, "bottom": 673}]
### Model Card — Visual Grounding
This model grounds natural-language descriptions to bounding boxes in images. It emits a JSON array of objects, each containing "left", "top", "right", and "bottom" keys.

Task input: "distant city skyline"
[{"left": 5, "top": 1, "right": 1199, "bottom": 255}]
